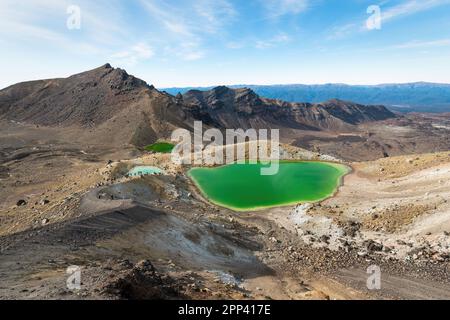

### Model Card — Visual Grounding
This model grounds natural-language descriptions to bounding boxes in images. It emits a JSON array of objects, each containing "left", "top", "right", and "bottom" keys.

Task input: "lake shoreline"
[{"left": 188, "top": 161, "right": 351, "bottom": 212}]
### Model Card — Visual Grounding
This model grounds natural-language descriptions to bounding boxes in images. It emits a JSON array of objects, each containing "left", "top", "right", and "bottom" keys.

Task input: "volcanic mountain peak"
[
  {"left": 67, "top": 63, "right": 152, "bottom": 92},
  {"left": 210, "top": 85, "right": 234, "bottom": 95},
  {"left": 185, "top": 86, "right": 264, "bottom": 110},
  {"left": 320, "top": 98, "right": 355, "bottom": 106},
  {"left": 211, "top": 85, "right": 256, "bottom": 97},
  {"left": 0, "top": 64, "right": 159, "bottom": 126},
  {"left": 0, "top": 64, "right": 198, "bottom": 147},
  {"left": 186, "top": 86, "right": 259, "bottom": 103}
]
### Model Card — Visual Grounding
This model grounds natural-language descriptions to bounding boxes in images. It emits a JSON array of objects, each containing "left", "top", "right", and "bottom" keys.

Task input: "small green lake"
[
  {"left": 188, "top": 161, "right": 350, "bottom": 211},
  {"left": 144, "top": 142, "right": 175, "bottom": 153}
]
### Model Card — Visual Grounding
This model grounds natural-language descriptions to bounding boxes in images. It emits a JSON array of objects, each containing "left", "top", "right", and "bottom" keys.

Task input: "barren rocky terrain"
[{"left": 0, "top": 65, "right": 449, "bottom": 300}]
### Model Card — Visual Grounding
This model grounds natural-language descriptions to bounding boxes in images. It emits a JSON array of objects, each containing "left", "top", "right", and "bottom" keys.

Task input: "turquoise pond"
[{"left": 128, "top": 166, "right": 164, "bottom": 177}]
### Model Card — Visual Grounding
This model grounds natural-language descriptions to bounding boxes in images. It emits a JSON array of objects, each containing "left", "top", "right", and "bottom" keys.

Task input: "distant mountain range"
[{"left": 162, "top": 82, "right": 450, "bottom": 113}]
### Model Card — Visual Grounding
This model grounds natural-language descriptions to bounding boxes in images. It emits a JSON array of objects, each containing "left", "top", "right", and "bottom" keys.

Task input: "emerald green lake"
[
  {"left": 188, "top": 161, "right": 350, "bottom": 211},
  {"left": 144, "top": 142, "right": 175, "bottom": 153}
]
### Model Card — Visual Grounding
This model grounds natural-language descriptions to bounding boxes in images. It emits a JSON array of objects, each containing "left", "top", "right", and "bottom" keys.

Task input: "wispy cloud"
[
  {"left": 0, "top": 0, "right": 131, "bottom": 56},
  {"left": 391, "top": 38, "right": 450, "bottom": 49},
  {"left": 328, "top": 0, "right": 450, "bottom": 40},
  {"left": 139, "top": 0, "right": 236, "bottom": 60},
  {"left": 140, "top": 0, "right": 236, "bottom": 36},
  {"left": 226, "top": 41, "right": 245, "bottom": 49},
  {"left": 111, "top": 43, "right": 154, "bottom": 66},
  {"left": 328, "top": 23, "right": 360, "bottom": 40},
  {"left": 139, "top": 0, "right": 193, "bottom": 37},
  {"left": 261, "top": 0, "right": 309, "bottom": 18},
  {"left": 0, "top": 0, "right": 238, "bottom": 65},
  {"left": 255, "top": 33, "right": 291, "bottom": 49},
  {"left": 164, "top": 41, "right": 206, "bottom": 61},
  {"left": 381, "top": 0, "right": 450, "bottom": 23},
  {"left": 194, "top": 0, "right": 237, "bottom": 33}
]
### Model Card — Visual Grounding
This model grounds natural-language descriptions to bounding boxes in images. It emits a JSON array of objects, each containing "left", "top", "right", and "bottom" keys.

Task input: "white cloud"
[
  {"left": 178, "top": 41, "right": 206, "bottom": 61},
  {"left": 226, "top": 41, "right": 245, "bottom": 49},
  {"left": 381, "top": 0, "right": 450, "bottom": 23},
  {"left": 111, "top": 43, "right": 155, "bottom": 66},
  {"left": 194, "top": 0, "right": 237, "bottom": 33},
  {"left": 139, "top": 0, "right": 236, "bottom": 61},
  {"left": 0, "top": 0, "right": 237, "bottom": 65},
  {"left": 140, "top": 0, "right": 235, "bottom": 36},
  {"left": 140, "top": 0, "right": 193, "bottom": 37},
  {"left": 392, "top": 38, "right": 450, "bottom": 49},
  {"left": 163, "top": 21, "right": 192, "bottom": 37},
  {"left": 262, "top": 0, "right": 309, "bottom": 18},
  {"left": 0, "top": 0, "right": 132, "bottom": 56},
  {"left": 255, "top": 33, "right": 291, "bottom": 49},
  {"left": 132, "top": 43, "right": 154, "bottom": 58},
  {"left": 327, "top": 0, "right": 450, "bottom": 40},
  {"left": 183, "top": 51, "right": 206, "bottom": 61},
  {"left": 328, "top": 23, "right": 359, "bottom": 40},
  {"left": 164, "top": 41, "right": 206, "bottom": 61}
]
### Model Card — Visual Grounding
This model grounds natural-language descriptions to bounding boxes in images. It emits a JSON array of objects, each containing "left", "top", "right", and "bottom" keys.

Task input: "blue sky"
[{"left": 1, "top": 0, "right": 450, "bottom": 88}]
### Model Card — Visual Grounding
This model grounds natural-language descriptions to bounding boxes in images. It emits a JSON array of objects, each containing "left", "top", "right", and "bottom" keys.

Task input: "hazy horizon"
[
  {"left": 158, "top": 81, "right": 450, "bottom": 90},
  {"left": 3, "top": 63, "right": 450, "bottom": 92},
  {"left": 1, "top": 0, "right": 450, "bottom": 88}
]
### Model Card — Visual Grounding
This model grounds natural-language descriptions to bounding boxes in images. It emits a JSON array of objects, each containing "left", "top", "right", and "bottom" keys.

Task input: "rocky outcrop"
[
  {"left": 183, "top": 86, "right": 396, "bottom": 131},
  {"left": 102, "top": 260, "right": 183, "bottom": 300}
]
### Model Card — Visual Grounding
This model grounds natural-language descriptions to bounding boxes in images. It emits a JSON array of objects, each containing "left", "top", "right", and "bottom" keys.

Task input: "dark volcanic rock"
[
  {"left": 102, "top": 260, "right": 183, "bottom": 300},
  {"left": 39, "top": 199, "right": 50, "bottom": 206},
  {"left": 342, "top": 221, "right": 361, "bottom": 237},
  {"left": 183, "top": 86, "right": 396, "bottom": 131},
  {"left": 16, "top": 200, "right": 27, "bottom": 207},
  {"left": 364, "top": 240, "right": 384, "bottom": 252}
]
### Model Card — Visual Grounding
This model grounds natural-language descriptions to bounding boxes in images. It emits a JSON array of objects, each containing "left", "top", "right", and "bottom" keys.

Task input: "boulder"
[
  {"left": 364, "top": 240, "right": 383, "bottom": 252},
  {"left": 16, "top": 199, "right": 27, "bottom": 206},
  {"left": 39, "top": 199, "right": 50, "bottom": 205}
]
